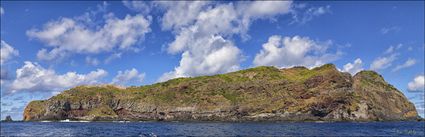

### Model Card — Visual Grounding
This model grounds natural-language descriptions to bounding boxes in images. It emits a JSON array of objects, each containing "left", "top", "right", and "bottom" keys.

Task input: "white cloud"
[
  {"left": 253, "top": 35, "right": 339, "bottom": 68},
  {"left": 1, "top": 7, "right": 4, "bottom": 15},
  {"left": 159, "top": 35, "right": 241, "bottom": 82},
  {"left": 291, "top": 5, "right": 331, "bottom": 24},
  {"left": 36, "top": 48, "right": 68, "bottom": 61},
  {"left": 122, "top": 0, "right": 151, "bottom": 14},
  {"left": 384, "top": 44, "right": 402, "bottom": 54},
  {"left": 237, "top": 1, "right": 292, "bottom": 18},
  {"left": 408, "top": 75, "right": 424, "bottom": 92},
  {"left": 384, "top": 46, "right": 395, "bottom": 54},
  {"left": 1, "top": 40, "right": 19, "bottom": 65},
  {"left": 111, "top": 68, "right": 145, "bottom": 85},
  {"left": 1, "top": 69, "right": 9, "bottom": 85},
  {"left": 371, "top": 45, "right": 409, "bottom": 71},
  {"left": 157, "top": 1, "right": 210, "bottom": 31},
  {"left": 370, "top": 53, "right": 398, "bottom": 71},
  {"left": 343, "top": 58, "right": 363, "bottom": 75},
  {"left": 159, "top": 1, "right": 293, "bottom": 81},
  {"left": 104, "top": 52, "right": 122, "bottom": 64},
  {"left": 9, "top": 61, "right": 107, "bottom": 93},
  {"left": 27, "top": 13, "right": 151, "bottom": 61},
  {"left": 85, "top": 56, "right": 100, "bottom": 66},
  {"left": 166, "top": 3, "right": 240, "bottom": 54},
  {"left": 392, "top": 58, "right": 416, "bottom": 72},
  {"left": 237, "top": 1, "right": 292, "bottom": 35},
  {"left": 381, "top": 26, "right": 400, "bottom": 34}
]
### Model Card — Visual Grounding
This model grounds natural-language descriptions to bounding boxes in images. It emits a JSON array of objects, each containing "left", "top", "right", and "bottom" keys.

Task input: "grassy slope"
[{"left": 44, "top": 64, "right": 344, "bottom": 113}]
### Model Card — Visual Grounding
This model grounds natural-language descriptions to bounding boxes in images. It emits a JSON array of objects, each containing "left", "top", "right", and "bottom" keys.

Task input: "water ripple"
[{"left": 1, "top": 121, "right": 424, "bottom": 136}]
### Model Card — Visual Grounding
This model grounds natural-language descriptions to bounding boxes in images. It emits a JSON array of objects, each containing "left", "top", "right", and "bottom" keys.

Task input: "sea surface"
[{"left": 1, "top": 121, "right": 424, "bottom": 136}]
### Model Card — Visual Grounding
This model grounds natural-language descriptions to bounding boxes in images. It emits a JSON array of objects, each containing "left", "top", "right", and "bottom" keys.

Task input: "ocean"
[{"left": 1, "top": 121, "right": 424, "bottom": 136}]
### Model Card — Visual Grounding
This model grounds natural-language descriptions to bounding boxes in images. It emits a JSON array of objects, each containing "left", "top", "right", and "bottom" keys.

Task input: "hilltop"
[{"left": 23, "top": 64, "right": 419, "bottom": 121}]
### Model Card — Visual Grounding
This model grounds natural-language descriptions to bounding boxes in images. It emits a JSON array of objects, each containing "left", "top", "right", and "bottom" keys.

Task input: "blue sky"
[{"left": 1, "top": 1, "right": 424, "bottom": 120}]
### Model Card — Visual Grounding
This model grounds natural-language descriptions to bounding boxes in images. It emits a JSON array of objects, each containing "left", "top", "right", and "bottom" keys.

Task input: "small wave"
[
  {"left": 59, "top": 119, "right": 90, "bottom": 122},
  {"left": 139, "top": 132, "right": 157, "bottom": 137},
  {"left": 113, "top": 121, "right": 131, "bottom": 123}
]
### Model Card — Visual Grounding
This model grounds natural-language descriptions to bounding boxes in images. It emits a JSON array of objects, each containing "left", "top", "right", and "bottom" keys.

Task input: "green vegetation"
[
  {"left": 87, "top": 105, "right": 117, "bottom": 117},
  {"left": 355, "top": 70, "right": 398, "bottom": 92},
  {"left": 221, "top": 90, "right": 238, "bottom": 103},
  {"left": 44, "top": 64, "right": 346, "bottom": 108},
  {"left": 280, "top": 64, "right": 339, "bottom": 82},
  {"left": 26, "top": 100, "right": 46, "bottom": 114}
]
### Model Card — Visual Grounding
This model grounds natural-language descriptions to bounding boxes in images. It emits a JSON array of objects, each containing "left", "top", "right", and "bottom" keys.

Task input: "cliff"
[{"left": 23, "top": 64, "right": 419, "bottom": 121}]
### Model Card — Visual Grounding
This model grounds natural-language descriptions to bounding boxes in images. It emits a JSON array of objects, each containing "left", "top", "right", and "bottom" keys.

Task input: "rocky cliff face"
[{"left": 23, "top": 64, "right": 419, "bottom": 121}]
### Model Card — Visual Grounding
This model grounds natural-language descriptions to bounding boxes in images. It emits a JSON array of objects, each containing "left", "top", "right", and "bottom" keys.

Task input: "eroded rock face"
[{"left": 23, "top": 64, "right": 419, "bottom": 121}]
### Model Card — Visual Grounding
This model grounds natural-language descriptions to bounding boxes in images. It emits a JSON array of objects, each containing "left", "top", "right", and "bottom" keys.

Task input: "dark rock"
[{"left": 3, "top": 115, "right": 13, "bottom": 122}]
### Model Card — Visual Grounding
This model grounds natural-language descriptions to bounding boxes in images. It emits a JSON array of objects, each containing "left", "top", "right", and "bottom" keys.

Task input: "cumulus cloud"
[
  {"left": 122, "top": 0, "right": 151, "bottom": 14},
  {"left": 392, "top": 58, "right": 416, "bottom": 72},
  {"left": 237, "top": 1, "right": 292, "bottom": 18},
  {"left": 8, "top": 61, "right": 107, "bottom": 93},
  {"left": 408, "top": 75, "right": 424, "bottom": 92},
  {"left": 370, "top": 53, "right": 398, "bottom": 71},
  {"left": 343, "top": 58, "right": 363, "bottom": 75},
  {"left": 157, "top": 1, "right": 210, "bottom": 31},
  {"left": 253, "top": 35, "right": 339, "bottom": 68},
  {"left": 158, "top": 1, "right": 293, "bottom": 81},
  {"left": 236, "top": 1, "right": 292, "bottom": 36},
  {"left": 1, "top": 7, "right": 4, "bottom": 15},
  {"left": 27, "top": 12, "right": 151, "bottom": 61},
  {"left": 1, "top": 40, "right": 19, "bottom": 65},
  {"left": 159, "top": 36, "right": 241, "bottom": 81},
  {"left": 111, "top": 68, "right": 145, "bottom": 85},
  {"left": 165, "top": 3, "right": 241, "bottom": 54}
]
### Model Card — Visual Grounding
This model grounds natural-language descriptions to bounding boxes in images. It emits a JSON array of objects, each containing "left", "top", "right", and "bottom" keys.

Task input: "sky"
[{"left": 0, "top": 1, "right": 424, "bottom": 120}]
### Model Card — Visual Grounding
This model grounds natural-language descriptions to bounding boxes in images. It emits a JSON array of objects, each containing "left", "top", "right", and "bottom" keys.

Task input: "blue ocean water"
[{"left": 1, "top": 121, "right": 424, "bottom": 136}]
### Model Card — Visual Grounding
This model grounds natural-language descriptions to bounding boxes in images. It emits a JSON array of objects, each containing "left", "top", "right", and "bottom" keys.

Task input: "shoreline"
[{"left": 4, "top": 119, "right": 424, "bottom": 123}]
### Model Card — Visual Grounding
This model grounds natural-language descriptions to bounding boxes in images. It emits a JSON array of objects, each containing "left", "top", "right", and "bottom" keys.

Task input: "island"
[
  {"left": 23, "top": 64, "right": 419, "bottom": 121},
  {"left": 2, "top": 115, "right": 13, "bottom": 122}
]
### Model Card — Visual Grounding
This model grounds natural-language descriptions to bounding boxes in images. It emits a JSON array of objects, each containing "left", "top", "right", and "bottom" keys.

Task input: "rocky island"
[
  {"left": 2, "top": 115, "right": 13, "bottom": 122},
  {"left": 23, "top": 64, "right": 419, "bottom": 121}
]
